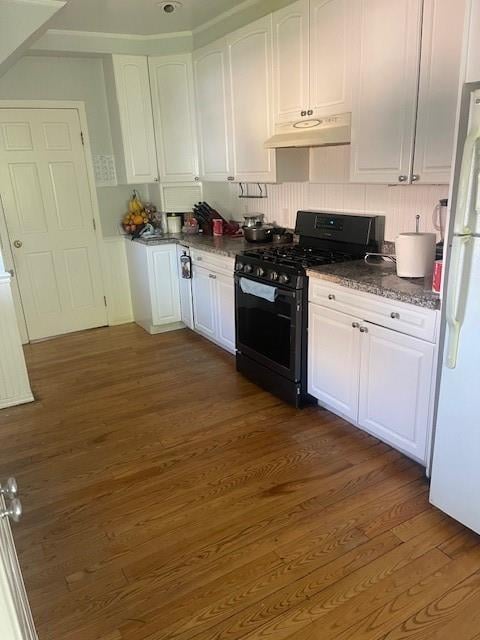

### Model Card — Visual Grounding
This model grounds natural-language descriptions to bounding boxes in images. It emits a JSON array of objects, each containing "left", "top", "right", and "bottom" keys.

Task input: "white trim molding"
[{"left": 0, "top": 272, "right": 33, "bottom": 409}]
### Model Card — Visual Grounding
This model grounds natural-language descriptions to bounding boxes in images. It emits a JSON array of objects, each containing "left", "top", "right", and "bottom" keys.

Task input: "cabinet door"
[
  {"left": 413, "top": 0, "right": 466, "bottom": 184},
  {"left": 192, "top": 265, "right": 217, "bottom": 340},
  {"left": 350, "top": 0, "right": 423, "bottom": 184},
  {"left": 358, "top": 322, "right": 435, "bottom": 463},
  {"left": 149, "top": 54, "right": 199, "bottom": 183},
  {"left": 214, "top": 272, "right": 235, "bottom": 353},
  {"left": 309, "top": 0, "right": 356, "bottom": 118},
  {"left": 194, "top": 39, "right": 234, "bottom": 182},
  {"left": 227, "top": 15, "right": 276, "bottom": 183},
  {"left": 466, "top": 0, "right": 480, "bottom": 83},
  {"left": 111, "top": 56, "right": 158, "bottom": 184},
  {"left": 272, "top": 0, "right": 310, "bottom": 125},
  {"left": 149, "top": 245, "right": 181, "bottom": 326},
  {"left": 308, "top": 304, "right": 361, "bottom": 421}
]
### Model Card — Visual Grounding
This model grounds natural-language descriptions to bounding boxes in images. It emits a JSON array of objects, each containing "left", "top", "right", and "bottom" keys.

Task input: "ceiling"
[{"left": 48, "top": 0, "right": 249, "bottom": 36}]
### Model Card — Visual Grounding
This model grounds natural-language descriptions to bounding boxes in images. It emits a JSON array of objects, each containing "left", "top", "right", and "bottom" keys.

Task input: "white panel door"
[
  {"left": 309, "top": 0, "right": 357, "bottom": 118},
  {"left": 192, "top": 264, "right": 217, "bottom": 340},
  {"left": 413, "top": 0, "right": 466, "bottom": 184},
  {"left": 350, "top": 0, "right": 423, "bottom": 184},
  {"left": 214, "top": 271, "right": 235, "bottom": 353},
  {"left": 149, "top": 54, "right": 199, "bottom": 183},
  {"left": 0, "top": 109, "right": 107, "bottom": 341},
  {"left": 358, "top": 321, "right": 435, "bottom": 463},
  {"left": 112, "top": 55, "right": 158, "bottom": 184},
  {"left": 272, "top": 0, "right": 310, "bottom": 124},
  {"left": 193, "top": 39, "right": 234, "bottom": 182},
  {"left": 308, "top": 304, "right": 361, "bottom": 421},
  {"left": 227, "top": 15, "right": 276, "bottom": 183}
]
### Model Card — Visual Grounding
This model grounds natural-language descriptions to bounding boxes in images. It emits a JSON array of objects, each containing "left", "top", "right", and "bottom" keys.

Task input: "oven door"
[{"left": 235, "top": 275, "right": 302, "bottom": 381}]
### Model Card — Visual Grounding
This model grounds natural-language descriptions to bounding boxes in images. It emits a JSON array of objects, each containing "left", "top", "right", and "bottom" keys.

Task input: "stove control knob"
[
  {"left": 256, "top": 267, "right": 265, "bottom": 277},
  {"left": 279, "top": 273, "right": 290, "bottom": 285},
  {"left": 236, "top": 262, "right": 244, "bottom": 272},
  {"left": 243, "top": 264, "right": 253, "bottom": 274},
  {"left": 270, "top": 271, "right": 279, "bottom": 281}
]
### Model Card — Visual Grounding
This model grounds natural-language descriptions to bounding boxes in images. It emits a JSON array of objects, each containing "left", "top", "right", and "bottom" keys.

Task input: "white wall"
[
  {"left": 0, "top": 54, "right": 148, "bottom": 237},
  {"left": 210, "top": 146, "right": 449, "bottom": 241}
]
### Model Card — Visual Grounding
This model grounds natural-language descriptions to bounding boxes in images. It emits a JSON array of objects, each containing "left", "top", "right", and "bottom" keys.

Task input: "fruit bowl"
[{"left": 122, "top": 222, "right": 146, "bottom": 235}]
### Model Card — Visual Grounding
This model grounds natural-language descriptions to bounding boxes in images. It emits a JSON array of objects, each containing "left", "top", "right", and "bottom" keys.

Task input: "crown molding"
[
  {"left": 192, "top": 0, "right": 260, "bottom": 35},
  {"left": 43, "top": 28, "right": 193, "bottom": 41}
]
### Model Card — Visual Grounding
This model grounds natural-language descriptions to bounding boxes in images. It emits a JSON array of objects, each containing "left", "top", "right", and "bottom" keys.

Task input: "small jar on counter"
[{"left": 167, "top": 213, "right": 183, "bottom": 234}]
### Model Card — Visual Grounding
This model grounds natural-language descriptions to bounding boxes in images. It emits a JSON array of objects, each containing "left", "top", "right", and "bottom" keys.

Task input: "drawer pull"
[
  {"left": 328, "top": 294, "right": 335, "bottom": 300},
  {"left": 1, "top": 498, "right": 22, "bottom": 523},
  {"left": 352, "top": 322, "right": 360, "bottom": 329},
  {"left": 390, "top": 312, "right": 400, "bottom": 319},
  {"left": 209, "top": 273, "right": 217, "bottom": 279},
  {"left": 359, "top": 326, "right": 369, "bottom": 333},
  {"left": 0, "top": 478, "right": 18, "bottom": 500}
]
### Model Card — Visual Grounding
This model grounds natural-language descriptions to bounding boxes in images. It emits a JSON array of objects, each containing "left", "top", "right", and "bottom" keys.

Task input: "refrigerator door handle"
[
  {"left": 445, "top": 235, "right": 473, "bottom": 369},
  {"left": 455, "top": 130, "right": 480, "bottom": 235}
]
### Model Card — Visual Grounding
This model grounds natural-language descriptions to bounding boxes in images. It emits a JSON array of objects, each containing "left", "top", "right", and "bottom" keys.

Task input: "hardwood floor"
[{"left": 0, "top": 323, "right": 479, "bottom": 640}]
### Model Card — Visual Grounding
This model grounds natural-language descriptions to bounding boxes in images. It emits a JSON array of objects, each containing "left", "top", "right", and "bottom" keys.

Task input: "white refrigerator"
[{"left": 430, "top": 86, "right": 480, "bottom": 533}]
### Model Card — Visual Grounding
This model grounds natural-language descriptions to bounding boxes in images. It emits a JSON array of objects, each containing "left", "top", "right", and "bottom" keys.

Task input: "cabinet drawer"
[
  {"left": 309, "top": 280, "right": 438, "bottom": 343},
  {"left": 191, "top": 249, "right": 234, "bottom": 276}
]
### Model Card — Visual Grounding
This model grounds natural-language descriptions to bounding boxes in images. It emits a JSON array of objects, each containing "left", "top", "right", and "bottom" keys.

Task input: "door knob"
[
  {"left": 398, "top": 175, "right": 408, "bottom": 183},
  {"left": 352, "top": 322, "right": 360, "bottom": 329},
  {"left": 1, "top": 498, "right": 22, "bottom": 523},
  {"left": 13, "top": 240, "right": 22, "bottom": 248},
  {"left": 359, "top": 326, "right": 369, "bottom": 333},
  {"left": 0, "top": 478, "right": 18, "bottom": 500}
]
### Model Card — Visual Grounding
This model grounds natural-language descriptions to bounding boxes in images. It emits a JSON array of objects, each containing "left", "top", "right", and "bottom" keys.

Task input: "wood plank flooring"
[{"left": 0, "top": 323, "right": 479, "bottom": 640}]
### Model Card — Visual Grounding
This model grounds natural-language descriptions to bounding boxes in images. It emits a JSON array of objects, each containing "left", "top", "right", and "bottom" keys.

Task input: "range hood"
[{"left": 265, "top": 113, "right": 351, "bottom": 149}]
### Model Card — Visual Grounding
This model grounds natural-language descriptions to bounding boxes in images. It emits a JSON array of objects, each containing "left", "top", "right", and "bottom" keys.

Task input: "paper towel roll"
[{"left": 395, "top": 233, "right": 436, "bottom": 278}]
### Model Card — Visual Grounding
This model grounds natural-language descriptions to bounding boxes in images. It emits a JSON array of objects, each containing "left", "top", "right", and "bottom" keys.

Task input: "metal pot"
[
  {"left": 272, "top": 231, "right": 293, "bottom": 244},
  {"left": 243, "top": 224, "right": 274, "bottom": 243},
  {"left": 243, "top": 213, "right": 265, "bottom": 228}
]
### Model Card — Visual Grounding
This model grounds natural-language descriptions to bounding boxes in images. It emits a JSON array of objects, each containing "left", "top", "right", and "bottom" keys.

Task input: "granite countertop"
[
  {"left": 131, "top": 233, "right": 281, "bottom": 257},
  {"left": 307, "top": 259, "right": 440, "bottom": 310}
]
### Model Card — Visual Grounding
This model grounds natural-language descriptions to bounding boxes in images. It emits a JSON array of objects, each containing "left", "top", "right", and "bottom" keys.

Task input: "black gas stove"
[{"left": 234, "top": 211, "right": 384, "bottom": 407}]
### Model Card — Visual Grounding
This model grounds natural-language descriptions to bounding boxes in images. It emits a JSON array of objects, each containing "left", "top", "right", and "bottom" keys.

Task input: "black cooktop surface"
[{"left": 241, "top": 244, "right": 357, "bottom": 270}]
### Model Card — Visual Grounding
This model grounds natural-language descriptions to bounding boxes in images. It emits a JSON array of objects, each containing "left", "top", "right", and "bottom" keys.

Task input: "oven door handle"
[{"left": 235, "top": 275, "right": 297, "bottom": 298}]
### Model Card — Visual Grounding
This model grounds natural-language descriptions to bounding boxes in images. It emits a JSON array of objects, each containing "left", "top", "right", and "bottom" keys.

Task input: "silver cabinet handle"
[
  {"left": 390, "top": 312, "right": 400, "bottom": 319},
  {"left": 194, "top": 176, "right": 200, "bottom": 182},
  {"left": 227, "top": 176, "right": 235, "bottom": 181},
  {"left": 352, "top": 322, "right": 360, "bottom": 329},
  {"left": 1, "top": 498, "right": 22, "bottom": 523},
  {"left": 359, "top": 326, "right": 369, "bottom": 333},
  {"left": 398, "top": 175, "right": 408, "bottom": 183},
  {"left": 411, "top": 174, "right": 420, "bottom": 182},
  {"left": 328, "top": 294, "right": 335, "bottom": 300},
  {"left": 307, "top": 109, "right": 313, "bottom": 116},
  {"left": 13, "top": 240, "right": 22, "bottom": 248},
  {"left": 0, "top": 478, "right": 18, "bottom": 500},
  {"left": 209, "top": 273, "right": 216, "bottom": 279},
  {"left": 301, "top": 110, "right": 307, "bottom": 117}
]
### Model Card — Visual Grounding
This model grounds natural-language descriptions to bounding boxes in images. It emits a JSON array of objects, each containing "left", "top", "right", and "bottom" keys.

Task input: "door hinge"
[
  {"left": 104, "top": 296, "right": 107, "bottom": 307},
  {"left": 80, "top": 131, "right": 85, "bottom": 146},
  {"left": 92, "top": 218, "right": 96, "bottom": 231}
]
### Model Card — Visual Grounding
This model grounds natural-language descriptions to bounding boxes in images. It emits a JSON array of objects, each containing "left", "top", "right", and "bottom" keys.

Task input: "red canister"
[
  {"left": 213, "top": 219, "right": 223, "bottom": 236},
  {"left": 432, "top": 260, "right": 443, "bottom": 293}
]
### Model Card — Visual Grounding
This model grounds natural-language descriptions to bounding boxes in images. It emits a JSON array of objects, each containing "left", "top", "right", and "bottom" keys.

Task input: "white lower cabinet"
[
  {"left": 308, "top": 305, "right": 360, "bottom": 422},
  {"left": 125, "top": 241, "right": 182, "bottom": 334},
  {"left": 192, "top": 262, "right": 235, "bottom": 354},
  {"left": 358, "top": 321, "right": 435, "bottom": 463},
  {"left": 308, "top": 294, "right": 437, "bottom": 464},
  {"left": 192, "top": 264, "right": 217, "bottom": 340}
]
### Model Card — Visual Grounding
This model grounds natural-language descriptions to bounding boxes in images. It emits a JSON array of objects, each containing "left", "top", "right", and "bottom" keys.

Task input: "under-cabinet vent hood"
[{"left": 265, "top": 113, "right": 351, "bottom": 149}]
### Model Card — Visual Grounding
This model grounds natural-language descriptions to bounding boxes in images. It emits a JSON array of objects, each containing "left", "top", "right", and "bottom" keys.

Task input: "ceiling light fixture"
[{"left": 158, "top": 1, "right": 183, "bottom": 13}]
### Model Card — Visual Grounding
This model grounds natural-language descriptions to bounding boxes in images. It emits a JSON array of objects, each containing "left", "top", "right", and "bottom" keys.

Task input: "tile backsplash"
[
  {"left": 237, "top": 181, "right": 449, "bottom": 241},
  {"left": 203, "top": 146, "right": 450, "bottom": 242}
]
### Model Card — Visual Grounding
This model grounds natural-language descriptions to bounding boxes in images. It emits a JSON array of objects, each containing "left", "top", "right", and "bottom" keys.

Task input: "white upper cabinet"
[
  {"left": 272, "top": 0, "right": 310, "bottom": 124},
  {"left": 413, "top": 0, "right": 466, "bottom": 184},
  {"left": 350, "top": 0, "right": 423, "bottom": 184},
  {"left": 350, "top": 0, "right": 465, "bottom": 185},
  {"left": 272, "top": 0, "right": 355, "bottom": 126},
  {"left": 193, "top": 38, "right": 234, "bottom": 182},
  {"left": 149, "top": 54, "right": 199, "bottom": 183},
  {"left": 227, "top": 15, "right": 276, "bottom": 183},
  {"left": 105, "top": 55, "right": 158, "bottom": 184},
  {"left": 466, "top": 0, "right": 480, "bottom": 83},
  {"left": 309, "top": 0, "right": 356, "bottom": 118}
]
